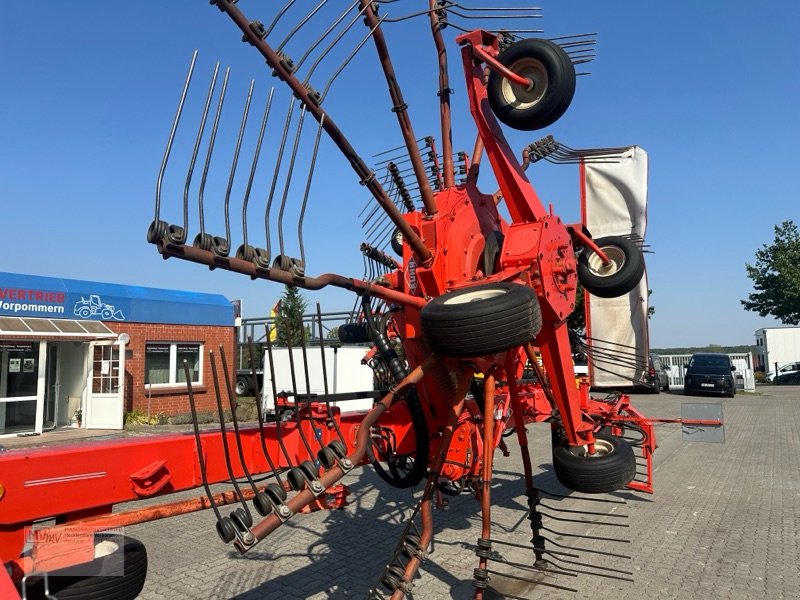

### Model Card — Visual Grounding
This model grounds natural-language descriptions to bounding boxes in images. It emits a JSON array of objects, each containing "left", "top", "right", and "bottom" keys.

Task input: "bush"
[{"left": 124, "top": 410, "right": 169, "bottom": 426}]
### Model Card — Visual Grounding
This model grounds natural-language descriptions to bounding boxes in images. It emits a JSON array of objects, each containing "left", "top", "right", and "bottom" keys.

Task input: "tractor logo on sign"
[{"left": 73, "top": 295, "right": 125, "bottom": 321}]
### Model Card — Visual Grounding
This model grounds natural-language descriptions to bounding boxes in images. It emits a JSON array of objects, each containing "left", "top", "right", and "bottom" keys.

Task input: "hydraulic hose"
[{"left": 362, "top": 295, "right": 429, "bottom": 488}]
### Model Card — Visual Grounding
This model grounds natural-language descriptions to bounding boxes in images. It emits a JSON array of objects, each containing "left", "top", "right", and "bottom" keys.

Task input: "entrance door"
[
  {"left": 86, "top": 341, "right": 125, "bottom": 429},
  {"left": 0, "top": 341, "right": 42, "bottom": 435},
  {"left": 44, "top": 343, "right": 59, "bottom": 428}
]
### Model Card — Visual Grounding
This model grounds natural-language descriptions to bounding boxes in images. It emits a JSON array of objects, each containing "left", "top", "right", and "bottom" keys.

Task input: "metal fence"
[{"left": 659, "top": 353, "right": 755, "bottom": 391}]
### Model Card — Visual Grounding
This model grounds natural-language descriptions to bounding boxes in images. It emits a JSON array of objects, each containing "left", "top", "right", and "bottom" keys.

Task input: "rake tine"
[
  {"left": 315, "top": 303, "right": 346, "bottom": 444},
  {"left": 297, "top": 113, "right": 325, "bottom": 266},
  {"left": 215, "top": 78, "right": 254, "bottom": 258},
  {"left": 283, "top": 319, "right": 318, "bottom": 460},
  {"left": 149, "top": 50, "right": 197, "bottom": 245},
  {"left": 265, "top": 326, "right": 294, "bottom": 467},
  {"left": 483, "top": 569, "right": 577, "bottom": 594},
  {"left": 240, "top": 88, "right": 275, "bottom": 251},
  {"left": 209, "top": 350, "right": 253, "bottom": 524},
  {"left": 246, "top": 336, "right": 285, "bottom": 486},
  {"left": 541, "top": 525, "right": 631, "bottom": 544},
  {"left": 181, "top": 62, "right": 219, "bottom": 248},
  {"left": 183, "top": 361, "right": 228, "bottom": 526},
  {"left": 275, "top": 106, "right": 308, "bottom": 265},
  {"left": 540, "top": 535, "right": 632, "bottom": 559},
  {"left": 265, "top": 0, "right": 299, "bottom": 39},
  {"left": 448, "top": 8, "right": 542, "bottom": 20},
  {"left": 263, "top": 96, "right": 298, "bottom": 264},
  {"left": 276, "top": 0, "right": 329, "bottom": 53},
  {"left": 195, "top": 67, "right": 230, "bottom": 249},
  {"left": 298, "top": 321, "right": 326, "bottom": 451},
  {"left": 219, "top": 345, "right": 261, "bottom": 496},
  {"left": 319, "top": 15, "right": 387, "bottom": 103},
  {"left": 295, "top": 1, "right": 360, "bottom": 73},
  {"left": 300, "top": 1, "right": 372, "bottom": 85}
]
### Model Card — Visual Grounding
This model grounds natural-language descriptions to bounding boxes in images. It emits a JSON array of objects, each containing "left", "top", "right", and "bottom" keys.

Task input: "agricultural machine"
[{"left": 0, "top": 2, "right": 724, "bottom": 599}]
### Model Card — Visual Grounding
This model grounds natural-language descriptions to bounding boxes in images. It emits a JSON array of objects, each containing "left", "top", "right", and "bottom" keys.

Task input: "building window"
[
  {"left": 145, "top": 342, "right": 202, "bottom": 386},
  {"left": 92, "top": 344, "right": 120, "bottom": 394}
]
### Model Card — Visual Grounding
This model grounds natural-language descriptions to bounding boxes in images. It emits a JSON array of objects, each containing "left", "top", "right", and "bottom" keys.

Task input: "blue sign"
[{"left": 0, "top": 272, "right": 233, "bottom": 327}]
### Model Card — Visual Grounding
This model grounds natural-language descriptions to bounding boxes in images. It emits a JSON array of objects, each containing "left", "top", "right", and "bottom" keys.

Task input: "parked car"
[
  {"left": 766, "top": 362, "right": 800, "bottom": 384},
  {"left": 683, "top": 353, "right": 736, "bottom": 398},
  {"left": 647, "top": 353, "right": 669, "bottom": 393}
]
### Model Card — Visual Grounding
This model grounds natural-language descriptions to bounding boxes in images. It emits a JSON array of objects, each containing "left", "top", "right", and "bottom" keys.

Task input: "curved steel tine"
[
  {"left": 451, "top": 3, "right": 543, "bottom": 12},
  {"left": 358, "top": 168, "right": 393, "bottom": 219},
  {"left": 277, "top": 106, "right": 308, "bottom": 261},
  {"left": 315, "top": 302, "right": 346, "bottom": 444},
  {"left": 319, "top": 16, "right": 387, "bottom": 103},
  {"left": 448, "top": 8, "right": 543, "bottom": 20},
  {"left": 223, "top": 79, "right": 255, "bottom": 248},
  {"left": 264, "top": 327, "right": 294, "bottom": 467},
  {"left": 154, "top": 51, "right": 197, "bottom": 229},
  {"left": 295, "top": 1, "right": 360, "bottom": 74},
  {"left": 241, "top": 88, "right": 275, "bottom": 249},
  {"left": 265, "top": 0, "right": 299, "bottom": 38},
  {"left": 276, "top": 0, "right": 329, "bottom": 53},
  {"left": 301, "top": 1, "right": 372, "bottom": 84},
  {"left": 297, "top": 113, "right": 325, "bottom": 266},
  {"left": 183, "top": 62, "right": 220, "bottom": 242},
  {"left": 198, "top": 67, "right": 230, "bottom": 240},
  {"left": 263, "top": 96, "right": 298, "bottom": 261}
]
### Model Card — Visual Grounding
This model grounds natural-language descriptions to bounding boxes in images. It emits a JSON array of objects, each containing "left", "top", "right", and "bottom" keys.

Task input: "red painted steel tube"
[
  {"left": 429, "top": 0, "right": 455, "bottom": 189},
  {"left": 213, "top": 0, "right": 433, "bottom": 264},
  {"left": 568, "top": 224, "right": 610, "bottom": 265},
  {"left": 247, "top": 356, "right": 439, "bottom": 544},
  {"left": 391, "top": 366, "right": 474, "bottom": 599},
  {"left": 504, "top": 356, "right": 534, "bottom": 489},
  {"left": 359, "top": 1, "right": 437, "bottom": 215},
  {"left": 457, "top": 34, "right": 547, "bottom": 224},
  {"left": 475, "top": 373, "right": 497, "bottom": 600},
  {"left": 472, "top": 44, "right": 530, "bottom": 88},
  {"left": 156, "top": 239, "right": 427, "bottom": 309}
]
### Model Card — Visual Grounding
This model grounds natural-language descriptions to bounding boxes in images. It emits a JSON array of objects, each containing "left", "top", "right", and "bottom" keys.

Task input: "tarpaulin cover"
[{"left": 582, "top": 147, "right": 650, "bottom": 388}]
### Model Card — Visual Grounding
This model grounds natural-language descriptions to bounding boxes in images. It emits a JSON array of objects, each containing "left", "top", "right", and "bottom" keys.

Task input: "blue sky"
[{"left": 1, "top": 1, "right": 797, "bottom": 347}]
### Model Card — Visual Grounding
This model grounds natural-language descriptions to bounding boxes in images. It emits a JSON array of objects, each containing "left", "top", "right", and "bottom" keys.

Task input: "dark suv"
[
  {"left": 647, "top": 353, "right": 670, "bottom": 392},
  {"left": 683, "top": 353, "right": 736, "bottom": 397}
]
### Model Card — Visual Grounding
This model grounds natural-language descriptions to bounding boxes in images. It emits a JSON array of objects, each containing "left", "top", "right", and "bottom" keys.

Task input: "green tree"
[
  {"left": 742, "top": 221, "right": 800, "bottom": 325},
  {"left": 275, "top": 286, "right": 309, "bottom": 346}
]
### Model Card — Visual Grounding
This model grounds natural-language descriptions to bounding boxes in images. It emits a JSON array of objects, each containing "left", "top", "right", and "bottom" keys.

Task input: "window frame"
[{"left": 144, "top": 341, "right": 203, "bottom": 388}]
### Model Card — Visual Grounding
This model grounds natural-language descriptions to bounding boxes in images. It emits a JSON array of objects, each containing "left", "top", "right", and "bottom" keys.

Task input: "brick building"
[{"left": 0, "top": 271, "right": 234, "bottom": 436}]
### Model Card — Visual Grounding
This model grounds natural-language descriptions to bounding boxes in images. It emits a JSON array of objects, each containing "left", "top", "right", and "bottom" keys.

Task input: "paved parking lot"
[{"left": 128, "top": 386, "right": 800, "bottom": 599}]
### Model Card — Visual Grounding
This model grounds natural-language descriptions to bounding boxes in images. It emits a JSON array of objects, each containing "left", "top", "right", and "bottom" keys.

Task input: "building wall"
[
  {"left": 104, "top": 322, "right": 235, "bottom": 416},
  {"left": 756, "top": 327, "right": 800, "bottom": 372}
]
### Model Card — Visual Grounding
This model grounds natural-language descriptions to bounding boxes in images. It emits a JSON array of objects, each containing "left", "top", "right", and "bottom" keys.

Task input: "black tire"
[
  {"left": 390, "top": 228, "right": 403, "bottom": 256},
  {"left": 421, "top": 282, "right": 542, "bottom": 357},
  {"left": 487, "top": 38, "right": 576, "bottom": 131},
  {"left": 338, "top": 322, "right": 371, "bottom": 344},
  {"left": 552, "top": 431, "right": 636, "bottom": 494},
  {"left": 577, "top": 236, "right": 644, "bottom": 298},
  {"left": 21, "top": 536, "right": 147, "bottom": 600},
  {"left": 235, "top": 375, "right": 251, "bottom": 397}
]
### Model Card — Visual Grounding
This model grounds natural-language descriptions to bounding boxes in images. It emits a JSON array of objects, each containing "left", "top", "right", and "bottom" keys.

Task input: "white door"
[{"left": 86, "top": 340, "right": 126, "bottom": 429}]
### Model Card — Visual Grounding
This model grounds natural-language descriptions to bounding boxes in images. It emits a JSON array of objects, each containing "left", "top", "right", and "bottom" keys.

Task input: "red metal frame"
[{"left": 0, "top": 8, "right": 713, "bottom": 597}]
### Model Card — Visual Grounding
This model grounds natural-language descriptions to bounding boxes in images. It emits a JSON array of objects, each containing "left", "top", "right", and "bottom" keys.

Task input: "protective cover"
[{"left": 581, "top": 146, "right": 650, "bottom": 388}]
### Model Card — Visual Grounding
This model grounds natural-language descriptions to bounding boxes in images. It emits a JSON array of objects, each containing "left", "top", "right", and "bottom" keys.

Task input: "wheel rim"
[
  {"left": 94, "top": 539, "right": 120, "bottom": 559},
  {"left": 443, "top": 288, "right": 506, "bottom": 305},
  {"left": 236, "top": 381, "right": 247, "bottom": 395},
  {"left": 500, "top": 58, "right": 548, "bottom": 110},
  {"left": 567, "top": 438, "right": 615, "bottom": 458},
  {"left": 586, "top": 246, "right": 626, "bottom": 277}
]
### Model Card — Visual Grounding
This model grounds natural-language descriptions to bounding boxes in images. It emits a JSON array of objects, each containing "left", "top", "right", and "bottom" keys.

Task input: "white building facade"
[{"left": 754, "top": 327, "right": 800, "bottom": 372}]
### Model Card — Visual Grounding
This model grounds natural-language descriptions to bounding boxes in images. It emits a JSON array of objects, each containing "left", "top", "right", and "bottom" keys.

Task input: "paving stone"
[{"left": 128, "top": 386, "right": 800, "bottom": 599}]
